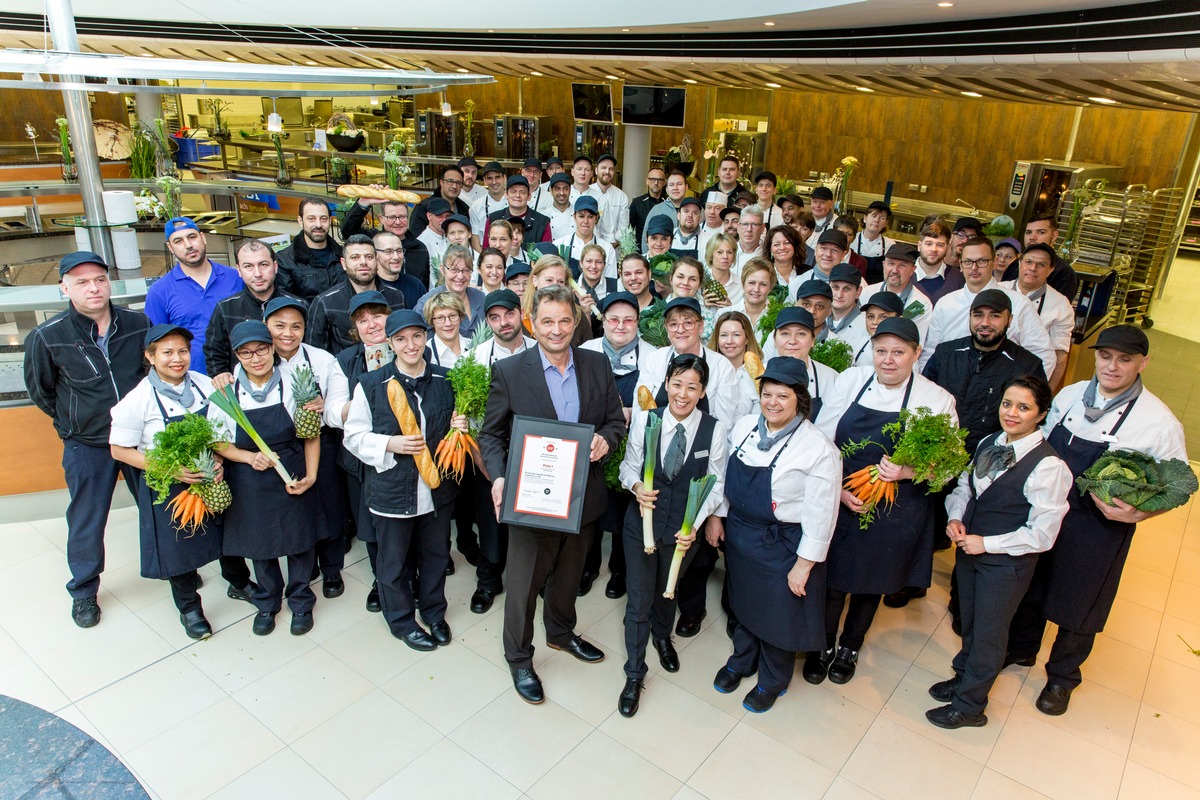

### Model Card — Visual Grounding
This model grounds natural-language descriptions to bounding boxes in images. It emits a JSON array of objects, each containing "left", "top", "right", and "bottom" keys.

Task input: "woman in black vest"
[
  {"left": 343, "top": 309, "right": 466, "bottom": 652},
  {"left": 615, "top": 354, "right": 728, "bottom": 717},
  {"left": 927, "top": 375, "right": 1071, "bottom": 729}
]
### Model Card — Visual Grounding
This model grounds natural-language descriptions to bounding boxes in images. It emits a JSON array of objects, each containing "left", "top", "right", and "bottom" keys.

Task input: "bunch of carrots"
[
  {"left": 438, "top": 352, "right": 491, "bottom": 481},
  {"left": 843, "top": 464, "right": 897, "bottom": 528},
  {"left": 434, "top": 430, "right": 481, "bottom": 482},
  {"left": 166, "top": 490, "right": 210, "bottom": 533}
]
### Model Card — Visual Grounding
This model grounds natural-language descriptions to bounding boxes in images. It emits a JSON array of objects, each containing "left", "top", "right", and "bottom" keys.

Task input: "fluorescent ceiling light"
[
  {"left": 961, "top": 91, "right": 983, "bottom": 97},
  {"left": 1089, "top": 96, "right": 1118, "bottom": 104},
  {"left": 683, "top": 79, "right": 697, "bottom": 84},
  {"left": 765, "top": 82, "right": 782, "bottom": 88},
  {"left": 856, "top": 86, "right": 874, "bottom": 92}
]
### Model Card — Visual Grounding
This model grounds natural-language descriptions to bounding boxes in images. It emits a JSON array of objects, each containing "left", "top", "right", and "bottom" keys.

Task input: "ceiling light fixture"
[
  {"left": 304, "top": 60, "right": 317, "bottom": 65},
  {"left": 765, "top": 82, "right": 782, "bottom": 88},
  {"left": 937, "top": 2, "right": 954, "bottom": 6},
  {"left": 225, "top": 56, "right": 238, "bottom": 62},
  {"left": 621, "top": 28, "right": 630, "bottom": 32},
  {"left": 683, "top": 79, "right": 698, "bottom": 84},
  {"left": 856, "top": 86, "right": 874, "bottom": 92},
  {"left": 764, "top": 21, "right": 776, "bottom": 26},
  {"left": 456, "top": 68, "right": 469, "bottom": 73},
  {"left": 530, "top": 70, "right": 543, "bottom": 76},
  {"left": 441, "top": 101, "right": 452, "bottom": 116},
  {"left": 1089, "top": 96, "right": 1118, "bottom": 104},
  {"left": 140, "top": 52, "right": 154, "bottom": 57},
  {"left": 961, "top": 91, "right": 983, "bottom": 97},
  {"left": 605, "top": 75, "right": 619, "bottom": 80}
]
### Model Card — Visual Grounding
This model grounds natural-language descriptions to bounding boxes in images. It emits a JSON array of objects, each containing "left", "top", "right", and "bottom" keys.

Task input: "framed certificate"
[{"left": 499, "top": 415, "right": 595, "bottom": 534}]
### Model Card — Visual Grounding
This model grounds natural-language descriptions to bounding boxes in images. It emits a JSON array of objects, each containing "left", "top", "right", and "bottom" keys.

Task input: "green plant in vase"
[
  {"left": 54, "top": 117, "right": 75, "bottom": 182},
  {"left": 129, "top": 125, "right": 157, "bottom": 181},
  {"left": 272, "top": 134, "right": 292, "bottom": 187},
  {"left": 461, "top": 99, "right": 477, "bottom": 157},
  {"left": 204, "top": 99, "right": 232, "bottom": 139},
  {"left": 155, "top": 176, "right": 183, "bottom": 220},
  {"left": 153, "top": 119, "right": 178, "bottom": 178}
]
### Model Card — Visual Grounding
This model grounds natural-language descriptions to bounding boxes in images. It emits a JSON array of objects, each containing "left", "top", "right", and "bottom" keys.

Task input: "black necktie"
[
  {"left": 663, "top": 423, "right": 687, "bottom": 481},
  {"left": 974, "top": 444, "right": 1015, "bottom": 480}
]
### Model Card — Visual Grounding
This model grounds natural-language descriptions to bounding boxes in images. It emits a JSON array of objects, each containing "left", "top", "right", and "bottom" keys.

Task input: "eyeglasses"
[
  {"left": 739, "top": 222, "right": 762, "bottom": 229},
  {"left": 445, "top": 267, "right": 472, "bottom": 276},
  {"left": 961, "top": 258, "right": 993, "bottom": 268},
  {"left": 380, "top": 214, "right": 407, "bottom": 223},
  {"left": 605, "top": 316, "right": 636, "bottom": 327},
  {"left": 376, "top": 248, "right": 403, "bottom": 256},
  {"left": 666, "top": 319, "right": 699, "bottom": 332},
  {"left": 235, "top": 344, "right": 272, "bottom": 359},
  {"left": 441, "top": 179, "right": 464, "bottom": 187},
  {"left": 432, "top": 314, "right": 460, "bottom": 324},
  {"left": 646, "top": 177, "right": 666, "bottom": 183}
]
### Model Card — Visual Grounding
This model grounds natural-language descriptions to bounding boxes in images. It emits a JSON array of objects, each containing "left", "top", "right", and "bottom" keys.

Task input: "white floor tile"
[
  {"left": 366, "top": 739, "right": 521, "bottom": 800},
  {"left": 31, "top": 612, "right": 174, "bottom": 701},
  {"left": 841, "top": 716, "right": 984, "bottom": 800},
  {"left": 988, "top": 708, "right": 1125, "bottom": 800},
  {"left": 1015, "top": 673, "right": 1140, "bottom": 756},
  {"left": 528, "top": 730, "right": 681, "bottom": 800},
  {"left": 688, "top": 723, "right": 836, "bottom": 800},
  {"left": 1118, "top": 761, "right": 1200, "bottom": 800},
  {"left": 206, "top": 747, "right": 346, "bottom": 800},
  {"left": 1129, "top": 705, "right": 1200, "bottom": 790},
  {"left": 881, "top": 664, "right": 1011, "bottom": 765},
  {"left": 1142, "top": 656, "right": 1200, "bottom": 727},
  {"left": 381, "top": 641, "right": 511, "bottom": 734}
]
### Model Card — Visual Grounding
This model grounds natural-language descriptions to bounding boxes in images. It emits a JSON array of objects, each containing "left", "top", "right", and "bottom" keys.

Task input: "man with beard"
[
  {"left": 913, "top": 220, "right": 964, "bottom": 306},
  {"left": 305, "top": 234, "right": 407, "bottom": 354},
  {"left": 720, "top": 206, "right": 741, "bottom": 239},
  {"left": 543, "top": 173, "right": 577, "bottom": 240},
  {"left": 669, "top": 197, "right": 703, "bottom": 259},
  {"left": 698, "top": 154, "right": 742, "bottom": 208},
  {"left": 145, "top": 217, "right": 243, "bottom": 375},
  {"left": 205, "top": 239, "right": 302, "bottom": 379},
  {"left": 457, "top": 156, "right": 485, "bottom": 205},
  {"left": 946, "top": 217, "right": 984, "bottom": 270},
  {"left": 629, "top": 166, "right": 666, "bottom": 244},
  {"left": 373, "top": 231, "right": 428, "bottom": 306},
  {"left": 593, "top": 154, "right": 630, "bottom": 248},
  {"left": 620, "top": 253, "right": 659, "bottom": 311},
  {"left": 275, "top": 198, "right": 344, "bottom": 303},
  {"left": 341, "top": 193, "right": 431, "bottom": 289},
  {"left": 863, "top": 242, "right": 933, "bottom": 341},
  {"left": 410, "top": 165, "right": 471, "bottom": 236},
  {"left": 905, "top": 289, "right": 1047, "bottom": 614}
]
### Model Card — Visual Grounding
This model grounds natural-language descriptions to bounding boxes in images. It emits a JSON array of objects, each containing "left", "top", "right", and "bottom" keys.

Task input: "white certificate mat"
[{"left": 512, "top": 435, "right": 579, "bottom": 519}]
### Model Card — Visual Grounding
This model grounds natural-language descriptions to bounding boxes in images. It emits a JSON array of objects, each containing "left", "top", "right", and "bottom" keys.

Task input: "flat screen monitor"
[
  {"left": 622, "top": 85, "right": 686, "bottom": 128},
  {"left": 571, "top": 83, "right": 613, "bottom": 123}
]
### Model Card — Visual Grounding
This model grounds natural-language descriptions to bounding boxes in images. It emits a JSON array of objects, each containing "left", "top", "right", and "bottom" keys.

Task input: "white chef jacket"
[
  {"left": 1003, "top": 279, "right": 1075, "bottom": 355},
  {"left": 427, "top": 335, "right": 468, "bottom": 368},
  {"left": 864, "top": 280, "right": 934, "bottom": 343},
  {"left": 109, "top": 371, "right": 218, "bottom": 450},
  {"left": 595, "top": 183, "right": 630, "bottom": 244},
  {"left": 580, "top": 336, "right": 660, "bottom": 379},
  {"left": 459, "top": 183, "right": 486, "bottom": 206},
  {"left": 634, "top": 345, "right": 740, "bottom": 425},
  {"left": 277, "top": 343, "right": 350, "bottom": 430},
  {"left": 851, "top": 232, "right": 896, "bottom": 259},
  {"left": 204, "top": 367, "right": 302, "bottom": 445},
  {"left": 806, "top": 213, "right": 840, "bottom": 250},
  {"left": 467, "top": 334, "right": 536, "bottom": 367},
  {"left": 545, "top": 203, "right": 576, "bottom": 241},
  {"left": 815, "top": 365, "right": 958, "bottom": 441},
  {"left": 754, "top": 343, "right": 838, "bottom": 408},
  {"left": 1044, "top": 381, "right": 1186, "bottom": 462},
  {"left": 721, "top": 415, "right": 843, "bottom": 562},
  {"left": 553, "top": 232, "right": 618, "bottom": 279},
  {"left": 417, "top": 228, "right": 449, "bottom": 266},
  {"left": 945, "top": 429, "right": 1072, "bottom": 556},
  {"left": 919, "top": 279, "right": 1056, "bottom": 376},
  {"left": 469, "top": 192, "right": 508, "bottom": 238}
]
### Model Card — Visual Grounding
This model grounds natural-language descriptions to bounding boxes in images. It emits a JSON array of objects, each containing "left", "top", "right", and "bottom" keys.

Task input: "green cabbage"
[{"left": 1076, "top": 449, "right": 1197, "bottom": 512}]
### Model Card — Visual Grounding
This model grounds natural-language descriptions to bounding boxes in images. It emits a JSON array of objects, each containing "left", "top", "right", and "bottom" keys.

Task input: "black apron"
[
  {"left": 807, "top": 359, "right": 824, "bottom": 421},
  {"left": 725, "top": 427, "right": 828, "bottom": 652},
  {"left": 855, "top": 233, "right": 885, "bottom": 285},
  {"left": 299, "top": 348, "right": 348, "bottom": 544},
  {"left": 826, "top": 374, "right": 934, "bottom": 594},
  {"left": 222, "top": 379, "right": 320, "bottom": 559},
  {"left": 132, "top": 384, "right": 223, "bottom": 579},
  {"left": 612, "top": 342, "right": 642, "bottom": 408},
  {"left": 655, "top": 349, "right": 711, "bottom": 415},
  {"left": 1040, "top": 399, "right": 1138, "bottom": 633}
]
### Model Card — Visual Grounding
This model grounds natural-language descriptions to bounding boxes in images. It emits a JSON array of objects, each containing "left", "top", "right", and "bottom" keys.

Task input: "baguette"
[
  {"left": 637, "top": 385, "right": 656, "bottom": 411},
  {"left": 387, "top": 380, "right": 442, "bottom": 489},
  {"left": 336, "top": 185, "right": 421, "bottom": 205},
  {"left": 744, "top": 351, "right": 765, "bottom": 380}
]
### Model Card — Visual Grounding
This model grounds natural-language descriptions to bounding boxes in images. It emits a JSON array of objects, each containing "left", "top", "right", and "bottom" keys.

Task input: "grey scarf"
[
  {"left": 755, "top": 413, "right": 802, "bottom": 452},
  {"left": 237, "top": 370, "right": 281, "bottom": 404},
  {"left": 828, "top": 305, "right": 861, "bottom": 335},
  {"left": 601, "top": 338, "right": 639, "bottom": 374},
  {"left": 1081, "top": 377, "right": 1143, "bottom": 423},
  {"left": 148, "top": 371, "right": 195, "bottom": 409}
]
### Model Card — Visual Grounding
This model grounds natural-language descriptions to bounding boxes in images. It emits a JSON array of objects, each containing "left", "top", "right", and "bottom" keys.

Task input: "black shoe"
[
  {"left": 179, "top": 609, "right": 212, "bottom": 639},
  {"left": 951, "top": 617, "right": 963, "bottom": 636},
  {"left": 548, "top": 635, "right": 604, "bottom": 663},
  {"left": 400, "top": 628, "right": 438, "bottom": 652},
  {"left": 71, "top": 597, "right": 101, "bottom": 629},
  {"left": 676, "top": 613, "right": 705, "bottom": 638},
  {"left": 926, "top": 704, "right": 987, "bottom": 729},
  {"left": 322, "top": 576, "right": 345, "bottom": 599},
  {"left": 743, "top": 685, "right": 785, "bottom": 713},
  {"left": 802, "top": 647, "right": 835, "bottom": 685},
  {"left": 366, "top": 584, "right": 381, "bottom": 613},
  {"left": 252, "top": 611, "right": 276, "bottom": 636},
  {"left": 577, "top": 571, "right": 597, "bottom": 597},
  {"left": 726, "top": 618, "right": 738, "bottom": 639},
  {"left": 933, "top": 535, "right": 953, "bottom": 551},
  {"left": 343, "top": 537, "right": 353, "bottom": 554},
  {"left": 430, "top": 621, "right": 452, "bottom": 646},
  {"left": 618, "top": 678, "right": 643, "bottom": 717},
  {"left": 470, "top": 588, "right": 497, "bottom": 614},
  {"left": 459, "top": 542, "right": 481, "bottom": 567},
  {"left": 605, "top": 574, "right": 626, "bottom": 599},
  {"left": 827, "top": 647, "right": 859, "bottom": 684},
  {"left": 1035, "top": 683, "right": 1072, "bottom": 716},
  {"left": 227, "top": 582, "right": 258, "bottom": 604},
  {"left": 512, "top": 667, "right": 545, "bottom": 704},
  {"left": 445, "top": 560, "right": 455, "bottom": 577},
  {"left": 928, "top": 675, "right": 961, "bottom": 703},
  {"left": 290, "top": 612, "right": 314, "bottom": 636},
  {"left": 653, "top": 636, "right": 679, "bottom": 673},
  {"left": 1003, "top": 653, "right": 1036, "bottom": 669},
  {"left": 883, "top": 587, "right": 928, "bottom": 608},
  {"left": 713, "top": 667, "right": 745, "bottom": 694}
]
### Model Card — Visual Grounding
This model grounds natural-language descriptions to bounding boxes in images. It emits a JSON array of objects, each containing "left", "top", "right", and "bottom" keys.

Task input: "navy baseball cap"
[
  {"left": 348, "top": 290, "right": 389, "bottom": 316},
  {"left": 646, "top": 216, "right": 674, "bottom": 238},
  {"left": 573, "top": 154, "right": 593, "bottom": 166},
  {"left": 596, "top": 153, "right": 617, "bottom": 166},
  {"left": 548, "top": 173, "right": 571, "bottom": 186},
  {"left": 1091, "top": 324, "right": 1149, "bottom": 356},
  {"left": 522, "top": 157, "right": 542, "bottom": 169},
  {"left": 263, "top": 296, "right": 307, "bottom": 321},
  {"left": 872, "top": 317, "right": 920, "bottom": 344},
  {"left": 574, "top": 196, "right": 599, "bottom": 215},
  {"left": 829, "top": 263, "right": 862, "bottom": 285},
  {"left": 970, "top": 289, "right": 1012, "bottom": 313},
  {"left": 426, "top": 197, "right": 452, "bottom": 216},
  {"left": 810, "top": 186, "right": 834, "bottom": 201},
  {"left": 954, "top": 216, "right": 984, "bottom": 234},
  {"left": 164, "top": 216, "right": 199, "bottom": 241},
  {"left": 774, "top": 306, "right": 815, "bottom": 331},
  {"left": 444, "top": 214, "right": 471, "bottom": 231},
  {"left": 664, "top": 296, "right": 703, "bottom": 318},
  {"left": 817, "top": 229, "right": 849, "bottom": 250},
  {"left": 753, "top": 171, "right": 778, "bottom": 187},
  {"left": 384, "top": 309, "right": 430, "bottom": 337},
  {"left": 58, "top": 250, "right": 108, "bottom": 277},
  {"left": 506, "top": 175, "right": 529, "bottom": 190},
  {"left": 884, "top": 242, "right": 919, "bottom": 263},
  {"left": 599, "top": 291, "right": 639, "bottom": 315},
  {"left": 229, "top": 320, "right": 272, "bottom": 350},
  {"left": 545, "top": 156, "right": 564, "bottom": 168},
  {"left": 144, "top": 323, "right": 192, "bottom": 348},
  {"left": 863, "top": 291, "right": 904, "bottom": 315},
  {"left": 797, "top": 280, "right": 833, "bottom": 300},
  {"left": 1022, "top": 242, "right": 1057, "bottom": 262},
  {"left": 866, "top": 200, "right": 892, "bottom": 218},
  {"left": 505, "top": 262, "right": 532, "bottom": 281},
  {"left": 759, "top": 356, "right": 809, "bottom": 389},
  {"left": 678, "top": 197, "right": 701, "bottom": 210},
  {"left": 481, "top": 161, "right": 504, "bottom": 176},
  {"left": 457, "top": 156, "right": 479, "bottom": 169},
  {"left": 483, "top": 288, "right": 521, "bottom": 313}
]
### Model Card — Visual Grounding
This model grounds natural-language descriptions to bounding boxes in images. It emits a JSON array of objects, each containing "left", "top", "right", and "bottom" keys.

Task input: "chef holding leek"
[
  {"left": 343, "top": 309, "right": 469, "bottom": 653},
  {"left": 206, "top": 320, "right": 321, "bottom": 637},
  {"left": 616, "top": 352, "right": 727, "bottom": 718}
]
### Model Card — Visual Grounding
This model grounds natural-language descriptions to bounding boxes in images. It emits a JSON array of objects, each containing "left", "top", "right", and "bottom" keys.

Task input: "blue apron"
[
  {"left": 132, "top": 382, "right": 223, "bottom": 579},
  {"left": 1039, "top": 398, "right": 1138, "bottom": 633},
  {"left": 826, "top": 374, "right": 933, "bottom": 594},
  {"left": 724, "top": 427, "right": 828, "bottom": 652},
  {"left": 222, "top": 379, "right": 320, "bottom": 559}
]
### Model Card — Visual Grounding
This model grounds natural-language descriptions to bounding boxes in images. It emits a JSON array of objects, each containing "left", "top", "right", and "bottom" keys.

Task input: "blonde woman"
[
  {"left": 704, "top": 234, "right": 742, "bottom": 308},
  {"left": 708, "top": 310, "right": 762, "bottom": 417},
  {"left": 414, "top": 244, "right": 486, "bottom": 338},
  {"left": 728, "top": 258, "right": 777, "bottom": 331},
  {"left": 423, "top": 291, "right": 469, "bottom": 367}
]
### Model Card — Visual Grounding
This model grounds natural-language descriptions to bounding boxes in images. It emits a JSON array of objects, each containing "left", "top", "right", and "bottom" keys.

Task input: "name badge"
[
  {"left": 694, "top": 450, "right": 708, "bottom": 458},
  {"left": 1099, "top": 434, "right": 1119, "bottom": 444}
]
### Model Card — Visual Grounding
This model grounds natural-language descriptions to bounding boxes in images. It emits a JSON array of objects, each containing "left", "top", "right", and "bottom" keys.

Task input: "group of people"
[{"left": 23, "top": 157, "right": 1185, "bottom": 730}]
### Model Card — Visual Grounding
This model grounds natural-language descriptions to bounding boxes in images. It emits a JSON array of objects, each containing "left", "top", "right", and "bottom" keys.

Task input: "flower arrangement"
[
  {"left": 155, "top": 175, "right": 183, "bottom": 220},
  {"left": 459, "top": 99, "right": 477, "bottom": 157},
  {"left": 204, "top": 99, "right": 232, "bottom": 139},
  {"left": 55, "top": 117, "right": 75, "bottom": 181},
  {"left": 826, "top": 155, "right": 859, "bottom": 214},
  {"left": 129, "top": 124, "right": 157, "bottom": 180},
  {"left": 381, "top": 134, "right": 415, "bottom": 190},
  {"left": 134, "top": 187, "right": 166, "bottom": 220}
]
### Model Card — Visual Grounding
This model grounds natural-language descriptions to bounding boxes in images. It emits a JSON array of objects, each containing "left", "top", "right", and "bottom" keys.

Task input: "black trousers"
[
  {"left": 374, "top": 511, "right": 451, "bottom": 636},
  {"left": 219, "top": 556, "right": 252, "bottom": 590},
  {"left": 1044, "top": 629, "right": 1097, "bottom": 690},
  {"left": 61, "top": 439, "right": 138, "bottom": 598},
  {"left": 251, "top": 550, "right": 317, "bottom": 614},
  {"left": 470, "top": 471, "right": 507, "bottom": 593},
  {"left": 676, "top": 537, "right": 734, "bottom": 622},
  {"left": 503, "top": 522, "right": 594, "bottom": 669},
  {"left": 726, "top": 623, "right": 793, "bottom": 694},
  {"left": 824, "top": 591, "right": 882, "bottom": 651},
  {"left": 586, "top": 490, "right": 630, "bottom": 578},
  {"left": 1006, "top": 556, "right": 1053, "bottom": 660},
  {"left": 622, "top": 531, "right": 697, "bottom": 680},
  {"left": 950, "top": 551, "right": 1039, "bottom": 716},
  {"left": 454, "top": 467, "right": 482, "bottom": 554},
  {"left": 167, "top": 570, "right": 202, "bottom": 614}
]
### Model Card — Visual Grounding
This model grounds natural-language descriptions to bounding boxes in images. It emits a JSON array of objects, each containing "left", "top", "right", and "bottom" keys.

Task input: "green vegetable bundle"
[
  {"left": 842, "top": 406, "right": 969, "bottom": 494},
  {"left": 649, "top": 253, "right": 678, "bottom": 287},
  {"left": 1076, "top": 449, "right": 1197, "bottom": 512},
  {"left": 208, "top": 385, "right": 295, "bottom": 485},
  {"left": 604, "top": 435, "right": 628, "bottom": 491},
  {"left": 143, "top": 413, "right": 226, "bottom": 504},
  {"left": 445, "top": 351, "right": 491, "bottom": 436},
  {"left": 811, "top": 338, "right": 854, "bottom": 373},
  {"left": 639, "top": 299, "right": 669, "bottom": 347},
  {"left": 663, "top": 474, "right": 719, "bottom": 599},
  {"left": 756, "top": 286, "right": 790, "bottom": 346}
]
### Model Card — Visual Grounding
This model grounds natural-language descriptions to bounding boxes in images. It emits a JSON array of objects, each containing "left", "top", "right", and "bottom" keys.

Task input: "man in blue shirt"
[{"left": 144, "top": 217, "right": 243, "bottom": 374}]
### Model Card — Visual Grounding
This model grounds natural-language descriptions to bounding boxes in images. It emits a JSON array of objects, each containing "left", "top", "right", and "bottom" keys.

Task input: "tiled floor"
[{"left": 2, "top": 490, "right": 1199, "bottom": 800}]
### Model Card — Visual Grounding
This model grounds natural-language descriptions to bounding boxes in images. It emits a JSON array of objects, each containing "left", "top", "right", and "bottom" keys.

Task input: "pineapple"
[
  {"left": 702, "top": 269, "right": 728, "bottom": 304},
  {"left": 291, "top": 365, "right": 323, "bottom": 439},
  {"left": 190, "top": 450, "right": 232, "bottom": 513}
]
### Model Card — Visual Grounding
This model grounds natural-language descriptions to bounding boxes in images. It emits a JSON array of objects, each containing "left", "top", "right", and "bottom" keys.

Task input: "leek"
[
  {"left": 641, "top": 413, "right": 663, "bottom": 554},
  {"left": 208, "top": 384, "right": 296, "bottom": 485},
  {"left": 663, "top": 475, "right": 718, "bottom": 599}
]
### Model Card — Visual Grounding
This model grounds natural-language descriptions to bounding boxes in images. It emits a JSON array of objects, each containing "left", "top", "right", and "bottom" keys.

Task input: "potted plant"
[
  {"left": 205, "top": 99, "right": 232, "bottom": 140},
  {"left": 325, "top": 113, "right": 364, "bottom": 153},
  {"left": 54, "top": 117, "right": 75, "bottom": 182}
]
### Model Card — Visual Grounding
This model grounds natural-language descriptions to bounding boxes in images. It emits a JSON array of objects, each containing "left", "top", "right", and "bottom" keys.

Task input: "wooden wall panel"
[
  {"left": 0, "top": 81, "right": 128, "bottom": 145},
  {"left": 1073, "top": 106, "right": 1190, "bottom": 192},
  {"left": 0, "top": 407, "right": 67, "bottom": 494}
]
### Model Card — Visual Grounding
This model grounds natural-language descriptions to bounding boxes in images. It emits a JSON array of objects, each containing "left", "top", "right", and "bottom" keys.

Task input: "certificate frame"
[{"left": 499, "top": 415, "right": 595, "bottom": 534}]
